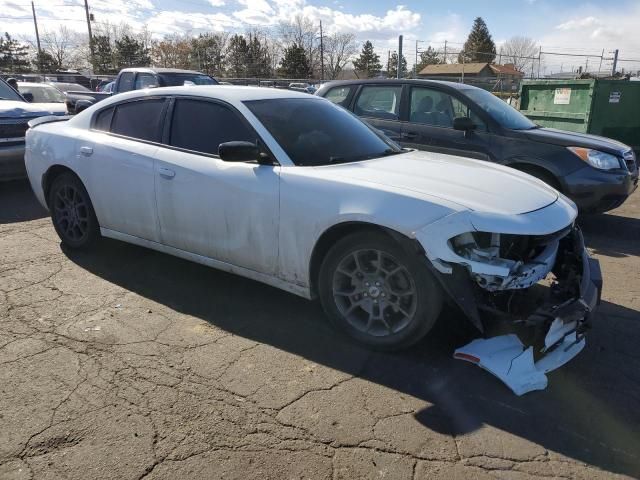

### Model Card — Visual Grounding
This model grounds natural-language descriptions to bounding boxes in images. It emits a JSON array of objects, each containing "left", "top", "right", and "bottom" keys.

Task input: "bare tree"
[
  {"left": 41, "top": 26, "right": 80, "bottom": 70},
  {"left": 323, "top": 33, "right": 356, "bottom": 80},
  {"left": 278, "top": 15, "right": 320, "bottom": 74},
  {"left": 499, "top": 36, "right": 538, "bottom": 72}
]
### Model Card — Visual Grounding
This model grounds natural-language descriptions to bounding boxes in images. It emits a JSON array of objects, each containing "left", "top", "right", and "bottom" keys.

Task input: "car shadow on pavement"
[
  {"left": 580, "top": 212, "right": 640, "bottom": 258},
  {"left": 0, "top": 179, "right": 48, "bottom": 224},
  {"left": 64, "top": 237, "right": 640, "bottom": 478}
]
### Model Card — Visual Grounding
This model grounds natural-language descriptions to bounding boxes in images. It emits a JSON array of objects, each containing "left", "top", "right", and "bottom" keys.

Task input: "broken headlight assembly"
[{"left": 449, "top": 226, "right": 572, "bottom": 291}]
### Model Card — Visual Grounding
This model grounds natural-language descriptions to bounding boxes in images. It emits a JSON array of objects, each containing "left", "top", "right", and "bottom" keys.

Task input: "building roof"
[
  {"left": 419, "top": 62, "right": 525, "bottom": 77},
  {"left": 419, "top": 63, "right": 489, "bottom": 75}
]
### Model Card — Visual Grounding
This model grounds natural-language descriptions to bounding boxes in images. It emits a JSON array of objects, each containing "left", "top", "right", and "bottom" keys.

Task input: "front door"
[
  {"left": 154, "top": 97, "right": 280, "bottom": 275},
  {"left": 403, "top": 86, "right": 494, "bottom": 161}
]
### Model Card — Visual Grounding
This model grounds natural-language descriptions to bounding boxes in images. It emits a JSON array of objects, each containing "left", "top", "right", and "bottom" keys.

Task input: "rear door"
[
  {"left": 81, "top": 97, "right": 168, "bottom": 242},
  {"left": 403, "top": 86, "right": 493, "bottom": 161},
  {"left": 351, "top": 84, "right": 405, "bottom": 142}
]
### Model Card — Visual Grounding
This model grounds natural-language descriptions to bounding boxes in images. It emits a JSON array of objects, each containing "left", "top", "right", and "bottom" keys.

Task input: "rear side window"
[
  {"left": 135, "top": 73, "right": 158, "bottom": 89},
  {"left": 169, "top": 99, "right": 255, "bottom": 155},
  {"left": 111, "top": 99, "right": 166, "bottom": 142},
  {"left": 118, "top": 72, "right": 135, "bottom": 92},
  {"left": 94, "top": 107, "right": 114, "bottom": 131},
  {"left": 354, "top": 85, "right": 402, "bottom": 120},
  {"left": 324, "top": 86, "right": 352, "bottom": 107}
]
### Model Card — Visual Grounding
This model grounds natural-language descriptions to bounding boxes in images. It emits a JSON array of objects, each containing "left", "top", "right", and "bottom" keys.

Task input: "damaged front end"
[{"left": 416, "top": 203, "right": 602, "bottom": 395}]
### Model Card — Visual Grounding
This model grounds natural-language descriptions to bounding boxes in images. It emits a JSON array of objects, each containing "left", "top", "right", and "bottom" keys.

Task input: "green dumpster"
[{"left": 519, "top": 79, "right": 640, "bottom": 155}]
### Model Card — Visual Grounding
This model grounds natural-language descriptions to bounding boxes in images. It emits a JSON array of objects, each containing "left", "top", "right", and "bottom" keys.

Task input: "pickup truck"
[
  {"left": 66, "top": 67, "right": 218, "bottom": 114},
  {"left": 0, "top": 77, "right": 67, "bottom": 180}
]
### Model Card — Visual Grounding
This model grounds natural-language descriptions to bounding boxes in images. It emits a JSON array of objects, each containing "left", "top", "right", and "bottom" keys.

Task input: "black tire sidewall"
[
  {"left": 318, "top": 231, "right": 443, "bottom": 351},
  {"left": 49, "top": 173, "right": 99, "bottom": 249}
]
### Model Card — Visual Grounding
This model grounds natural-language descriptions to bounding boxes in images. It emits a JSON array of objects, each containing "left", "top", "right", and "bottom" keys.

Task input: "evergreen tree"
[
  {"left": 114, "top": 35, "right": 150, "bottom": 69},
  {"left": 414, "top": 46, "right": 441, "bottom": 74},
  {"left": 246, "top": 34, "right": 271, "bottom": 77},
  {"left": 279, "top": 43, "right": 310, "bottom": 78},
  {"left": 458, "top": 17, "right": 496, "bottom": 64},
  {"left": 191, "top": 33, "right": 226, "bottom": 76},
  {"left": 92, "top": 35, "right": 115, "bottom": 74},
  {"left": 386, "top": 51, "right": 407, "bottom": 78},
  {"left": 352, "top": 40, "right": 381, "bottom": 78},
  {"left": 0, "top": 33, "right": 31, "bottom": 73},
  {"left": 34, "top": 50, "right": 59, "bottom": 72},
  {"left": 226, "top": 34, "right": 249, "bottom": 77}
]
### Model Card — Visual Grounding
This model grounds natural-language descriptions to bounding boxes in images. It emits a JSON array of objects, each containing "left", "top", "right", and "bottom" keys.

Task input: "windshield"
[
  {"left": 0, "top": 80, "right": 24, "bottom": 101},
  {"left": 18, "top": 85, "right": 65, "bottom": 103},
  {"left": 158, "top": 73, "right": 218, "bottom": 86},
  {"left": 463, "top": 88, "right": 536, "bottom": 130},
  {"left": 245, "top": 98, "right": 401, "bottom": 166}
]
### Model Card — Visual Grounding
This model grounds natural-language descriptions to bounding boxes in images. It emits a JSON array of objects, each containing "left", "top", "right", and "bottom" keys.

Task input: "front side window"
[
  {"left": 324, "top": 86, "right": 352, "bottom": 107},
  {"left": 110, "top": 99, "right": 166, "bottom": 142},
  {"left": 245, "top": 98, "right": 401, "bottom": 166},
  {"left": 135, "top": 73, "right": 158, "bottom": 90},
  {"left": 169, "top": 99, "right": 255, "bottom": 155},
  {"left": 410, "top": 87, "right": 487, "bottom": 131},
  {"left": 354, "top": 85, "right": 402, "bottom": 120},
  {"left": 118, "top": 72, "right": 135, "bottom": 92}
]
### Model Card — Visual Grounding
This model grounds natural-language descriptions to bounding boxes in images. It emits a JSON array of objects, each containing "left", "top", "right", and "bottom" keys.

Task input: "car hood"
[
  {"left": 0, "top": 100, "right": 66, "bottom": 118},
  {"left": 523, "top": 127, "right": 630, "bottom": 154},
  {"left": 317, "top": 149, "right": 559, "bottom": 215}
]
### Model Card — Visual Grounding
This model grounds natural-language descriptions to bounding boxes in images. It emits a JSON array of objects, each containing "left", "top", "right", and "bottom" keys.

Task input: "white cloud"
[{"left": 208, "top": 0, "right": 226, "bottom": 6}]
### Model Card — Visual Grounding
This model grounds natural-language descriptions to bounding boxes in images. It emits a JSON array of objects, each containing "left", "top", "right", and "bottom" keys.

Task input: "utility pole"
[
  {"left": 397, "top": 35, "right": 403, "bottom": 79},
  {"left": 414, "top": 40, "right": 418, "bottom": 78},
  {"left": 443, "top": 40, "right": 447, "bottom": 64},
  {"left": 387, "top": 50, "right": 390, "bottom": 76},
  {"left": 319, "top": 20, "right": 324, "bottom": 81},
  {"left": 537, "top": 46, "right": 542, "bottom": 79},
  {"left": 83, "top": 0, "right": 94, "bottom": 65},
  {"left": 31, "top": 1, "right": 42, "bottom": 67},
  {"left": 611, "top": 49, "right": 619, "bottom": 76},
  {"left": 461, "top": 50, "right": 465, "bottom": 83},
  {"left": 597, "top": 48, "right": 604, "bottom": 75}
]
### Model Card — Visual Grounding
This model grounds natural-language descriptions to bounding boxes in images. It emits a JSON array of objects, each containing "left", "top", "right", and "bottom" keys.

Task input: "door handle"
[
  {"left": 401, "top": 132, "right": 418, "bottom": 139},
  {"left": 80, "top": 146, "right": 93, "bottom": 156},
  {"left": 158, "top": 167, "right": 175, "bottom": 179}
]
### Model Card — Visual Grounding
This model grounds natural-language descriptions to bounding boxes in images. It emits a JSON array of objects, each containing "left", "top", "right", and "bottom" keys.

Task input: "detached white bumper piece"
[{"left": 454, "top": 319, "right": 586, "bottom": 396}]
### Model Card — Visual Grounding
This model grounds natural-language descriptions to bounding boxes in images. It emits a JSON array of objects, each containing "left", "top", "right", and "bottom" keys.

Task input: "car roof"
[
  {"left": 319, "top": 78, "right": 478, "bottom": 91},
  {"left": 17, "top": 82, "right": 55, "bottom": 88},
  {"left": 119, "top": 67, "right": 209, "bottom": 75},
  {"left": 103, "top": 85, "right": 318, "bottom": 104}
]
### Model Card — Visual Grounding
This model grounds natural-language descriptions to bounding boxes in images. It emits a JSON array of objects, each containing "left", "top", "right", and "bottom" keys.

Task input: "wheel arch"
[
  {"left": 42, "top": 165, "right": 84, "bottom": 208},
  {"left": 308, "top": 221, "right": 422, "bottom": 299},
  {"left": 507, "top": 161, "right": 563, "bottom": 192}
]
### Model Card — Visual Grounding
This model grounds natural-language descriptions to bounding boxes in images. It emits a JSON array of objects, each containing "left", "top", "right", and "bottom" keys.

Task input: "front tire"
[
  {"left": 318, "top": 231, "right": 443, "bottom": 351},
  {"left": 48, "top": 172, "right": 99, "bottom": 250}
]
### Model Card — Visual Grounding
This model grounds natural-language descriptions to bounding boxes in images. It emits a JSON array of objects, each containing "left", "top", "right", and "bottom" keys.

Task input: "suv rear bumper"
[
  {"left": 0, "top": 144, "right": 26, "bottom": 181},
  {"left": 563, "top": 165, "right": 638, "bottom": 213}
]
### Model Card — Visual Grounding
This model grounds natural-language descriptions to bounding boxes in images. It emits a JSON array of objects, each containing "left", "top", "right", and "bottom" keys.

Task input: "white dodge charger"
[{"left": 25, "top": 86, "right": 602, "bottom": 394}]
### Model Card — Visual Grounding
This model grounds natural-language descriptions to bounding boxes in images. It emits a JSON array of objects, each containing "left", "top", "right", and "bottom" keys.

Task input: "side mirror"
[
  {"left": 218, "top": 141, "right": 260, "bottom": 163},
  {"left": 74, "top": 99, "right": 93, "bottom": 114},
  {"left": 453, "top": 116, "right": 477, "bottom": 132},
  {"left": 22, "top": 92, "right": 34, "bottom": 102}
]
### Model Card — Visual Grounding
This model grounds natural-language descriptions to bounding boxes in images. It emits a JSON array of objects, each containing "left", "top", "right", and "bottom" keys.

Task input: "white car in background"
[
  {"left": 16, "top": 82, "right": 68, "bottom": 114},
  {"left": 24, "top": 86, "right": 602, "bottom": 395}
]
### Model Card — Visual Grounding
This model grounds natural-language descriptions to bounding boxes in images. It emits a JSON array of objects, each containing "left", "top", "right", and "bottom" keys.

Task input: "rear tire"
[
  {"left": 318, "top": 231, "right": 443, "bottom": 351},
  {"left": 48, "top": 173, "right": 100, "bottom": 250}
]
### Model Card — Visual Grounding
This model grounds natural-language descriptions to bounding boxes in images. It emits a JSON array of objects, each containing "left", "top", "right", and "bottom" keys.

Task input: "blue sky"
[{"left": 3, "top": 0, "right": 640, "bottom": 73}]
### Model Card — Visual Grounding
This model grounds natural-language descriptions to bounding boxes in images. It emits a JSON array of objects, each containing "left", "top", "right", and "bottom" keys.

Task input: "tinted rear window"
[
  {"left": 159, "top": 73, "right": 218, "bottom": 86},
  {"left": 169, "top": 99, "right": 254, "bottom": 155},
  {"left": 111, "top": 99, "right": 166, "bottom": 142}
]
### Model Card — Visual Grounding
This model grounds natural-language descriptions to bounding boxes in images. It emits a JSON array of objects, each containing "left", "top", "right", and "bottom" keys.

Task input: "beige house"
[{"left": 418, "top": 62, "right": 525, "bottom": 91}]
